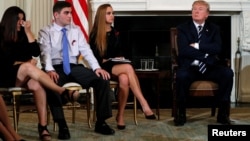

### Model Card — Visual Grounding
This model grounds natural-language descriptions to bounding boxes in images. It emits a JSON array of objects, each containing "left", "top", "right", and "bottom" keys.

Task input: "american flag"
[{"left": 54, "top": 0, "right": 89, "bottom": 40}]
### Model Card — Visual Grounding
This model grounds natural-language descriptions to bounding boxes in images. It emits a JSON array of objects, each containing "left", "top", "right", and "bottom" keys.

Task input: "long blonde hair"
[{"left": 90, "top": 3, "right": 112, "bottom": 57}]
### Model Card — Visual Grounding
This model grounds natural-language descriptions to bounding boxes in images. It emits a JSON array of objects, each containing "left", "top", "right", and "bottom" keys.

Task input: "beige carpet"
[{"left": 9, "top": 107, "right": 250, "bottom": 141}]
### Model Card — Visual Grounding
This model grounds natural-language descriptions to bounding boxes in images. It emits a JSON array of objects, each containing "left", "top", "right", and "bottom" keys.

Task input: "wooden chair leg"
[
  {"left": 72, "top": 102, "right": 76, "bottom": 123},
  {"left": 53, "top": 122, "right": 57, "bottom": 132},
  {"left": 12, "top": 92, "right": 22, "bottom": 133},
  {"left": 133, "top": 96, "right": 138, "bottom": 125},
  {"left": 12, "top": 94, "right": 18, "bottom": 132},
  {"left": 53, "top": 87, "right": 92, "bottom": 131}
]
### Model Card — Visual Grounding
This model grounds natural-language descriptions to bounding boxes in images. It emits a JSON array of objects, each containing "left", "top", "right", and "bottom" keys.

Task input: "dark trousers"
[
  {"left": 46, "top": 64, "right": 112, "bottom": 122},
  {"left": 176, "top": 65, "right": 234, "bottom": 106}
]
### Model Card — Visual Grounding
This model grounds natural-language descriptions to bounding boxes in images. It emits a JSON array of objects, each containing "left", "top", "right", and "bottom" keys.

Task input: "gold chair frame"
[{"left": 53, "top": 82, "right": 92, "bottom": 131}]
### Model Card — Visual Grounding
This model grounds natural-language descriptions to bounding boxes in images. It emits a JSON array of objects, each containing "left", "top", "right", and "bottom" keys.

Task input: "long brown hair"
[
  {"left": 0, "top": 6, "right": 26, "bottom": 42},
  {"left": 90, "top": 4, "right": 112, "bottom": 57}
]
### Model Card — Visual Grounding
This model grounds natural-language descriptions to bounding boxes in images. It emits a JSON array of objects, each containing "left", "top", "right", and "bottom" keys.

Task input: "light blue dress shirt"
[{"left": 38, "top": 23, "right": 100, "bottom": 71}]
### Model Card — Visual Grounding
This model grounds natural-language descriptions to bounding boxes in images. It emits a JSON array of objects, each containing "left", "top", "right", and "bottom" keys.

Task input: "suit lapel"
[{"left": 189, "top": 22, "right": 199, "bottom": 41}]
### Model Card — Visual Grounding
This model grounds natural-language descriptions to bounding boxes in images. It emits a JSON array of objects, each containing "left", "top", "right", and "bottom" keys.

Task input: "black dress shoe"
[
  {"left": 217, "top": 116, "right": 231, "bottom": 125},
  {"left": 95, "top": 121, "right": 115, "bottom": 135},
  {"left": 174, "top": 114, "right": 186, "bottom": 126},
  {"left": 58, "top": 127, "right": 71, "bottom": 140}
]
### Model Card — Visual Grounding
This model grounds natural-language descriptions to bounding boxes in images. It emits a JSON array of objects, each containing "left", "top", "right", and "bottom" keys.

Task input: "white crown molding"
[{"left": 90, "top": 0, "right": 250, "bottom": 12}]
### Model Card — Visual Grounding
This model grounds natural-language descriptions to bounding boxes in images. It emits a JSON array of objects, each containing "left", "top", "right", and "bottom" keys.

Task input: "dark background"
[{"left": 114, "top": 16, "right": 231, "bottom": 108}]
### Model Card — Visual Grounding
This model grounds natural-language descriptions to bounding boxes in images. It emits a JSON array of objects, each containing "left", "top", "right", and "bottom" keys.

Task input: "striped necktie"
[
  {"left": 197, "top": 25, "right": 207, "bottom": 74},
  {"left": 198, "top": 25, "right": 202, "bottom": 43},
  {"left": 61, "top": 28, "right": 71, "bottom": 75}
]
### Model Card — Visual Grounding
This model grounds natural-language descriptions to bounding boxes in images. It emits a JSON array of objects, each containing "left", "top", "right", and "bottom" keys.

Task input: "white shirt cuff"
[{"left": 194, "top": 43, "right": 199, "bottom": 49}]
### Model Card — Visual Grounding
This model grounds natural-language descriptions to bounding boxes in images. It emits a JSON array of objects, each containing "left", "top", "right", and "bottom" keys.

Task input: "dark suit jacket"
[{"left": 176, "top": 20, "right": 222, "bottom": 69}]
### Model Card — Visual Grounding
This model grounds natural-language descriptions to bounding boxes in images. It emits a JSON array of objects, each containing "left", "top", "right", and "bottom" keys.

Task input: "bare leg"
[
  {"left": 15, "top": 63, "right": 79, "bottom": 100},
  {"left": 116, "top": 74, "right": 129, "bottom": 126},
  {"left": 112, "top": 64, "right": 154, "bottom": 116},
  {"left": 0, "top": 122, "right": 15, "bottom": 141},
  {"left": 0, "top": 96, "right": 22, "bottom": 140},
  {"left": 16, "top": 62, "right": 65, "bottom": 94},
  {"left": 27, "top": 79, "right": 50, "bottom": 140}
]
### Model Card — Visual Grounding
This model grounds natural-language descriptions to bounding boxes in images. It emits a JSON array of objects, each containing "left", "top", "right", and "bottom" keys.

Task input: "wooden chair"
[
  {"left": 170, "top": 27, "right": 217, "bottom": 117},
  {"left": 92, "top": 80, "right": 138, "bottom": 126},
  {"left": 0, "top": 87, "right": 28, "bottom": 132},
  {"left": 0, "top": 87, "right": 51, "bottom": 132},
  {"left": 53, "top": 82, "right": 92, "bottom": 131}
]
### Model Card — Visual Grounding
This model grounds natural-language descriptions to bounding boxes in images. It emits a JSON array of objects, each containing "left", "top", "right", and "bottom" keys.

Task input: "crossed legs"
[{"left": 112, "top": 64, "right": 155, "bottom": 127}]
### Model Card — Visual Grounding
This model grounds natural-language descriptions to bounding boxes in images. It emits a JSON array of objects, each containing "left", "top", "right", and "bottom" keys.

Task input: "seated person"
[
  {"left": 174, "top": 0, "right": 233, "bottom": 126},
  {"left": 0, "top": 6, "right": 79, "bottom": 141},
  {"left": 38, "top": 1, "right": 115, "bottom": 139},
  {"left": 89, "top": 3, "right": 156, "bottom": 130}
]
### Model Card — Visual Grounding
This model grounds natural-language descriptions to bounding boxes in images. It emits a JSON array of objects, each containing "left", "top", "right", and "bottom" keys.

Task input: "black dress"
[
  {"left": 89, "top": 27, "right": 125, "bottom": 74},
  {"left": 0, "top": 30, "right": 40, "bottom": 87}
]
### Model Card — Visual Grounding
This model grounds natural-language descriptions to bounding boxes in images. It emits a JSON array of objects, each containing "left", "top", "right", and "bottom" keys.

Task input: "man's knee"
[{"left": 176, "top": 71, "right": 190, "bottom": 81}]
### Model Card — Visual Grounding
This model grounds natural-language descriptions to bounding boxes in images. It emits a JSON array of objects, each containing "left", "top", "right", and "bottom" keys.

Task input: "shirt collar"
[
  {"left": 53, "top": 22, "right": 70, "bottom": 31},
  {"left": 193, "top": 21, "right": 205, "bottom": 28}
]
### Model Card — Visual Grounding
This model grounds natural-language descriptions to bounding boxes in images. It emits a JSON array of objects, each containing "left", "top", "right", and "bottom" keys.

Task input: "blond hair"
[{"left": 192, "top": 0, "right": 210, "bottom": 12}]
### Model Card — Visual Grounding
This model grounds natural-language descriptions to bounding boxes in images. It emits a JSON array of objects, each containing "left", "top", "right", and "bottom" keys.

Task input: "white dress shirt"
[{"left": 38, "top": 23, "right": 100, "bottom": 71}]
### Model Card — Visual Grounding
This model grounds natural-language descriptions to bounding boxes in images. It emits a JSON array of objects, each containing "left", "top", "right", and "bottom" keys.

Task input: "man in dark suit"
[{"left": 174, "top": 0, "right": 234, "bottom": 126}]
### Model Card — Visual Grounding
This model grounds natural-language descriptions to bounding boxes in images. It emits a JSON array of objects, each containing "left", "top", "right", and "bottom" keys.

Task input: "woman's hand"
[
  {"left": 21, "top": 20, "right": 35, "bottom": 42},
  {"left": 21, "top": 21, "right": 32, "bottom": 33}
]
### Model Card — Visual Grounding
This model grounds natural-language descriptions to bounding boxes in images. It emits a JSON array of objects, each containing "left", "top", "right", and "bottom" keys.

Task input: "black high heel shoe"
[
  {"left": 116, "top": 116, "right": 126, "bottom": 130},
  {"left": 38, "top": 124, "right": 51, "bottom": 141},
  {"left": 141, "top": 109, "right": 156, "bottom": 119},
  {"left": 61, "top": 89, "right": 79, "bottom": 102},
  {"left": 145, "top": 114, "right": 156, "bottom": 119}
]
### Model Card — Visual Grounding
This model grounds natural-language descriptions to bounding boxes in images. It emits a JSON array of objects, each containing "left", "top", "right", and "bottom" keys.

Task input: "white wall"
[{"left": 0, "top": 0, "right": 17, "bottom": 19}]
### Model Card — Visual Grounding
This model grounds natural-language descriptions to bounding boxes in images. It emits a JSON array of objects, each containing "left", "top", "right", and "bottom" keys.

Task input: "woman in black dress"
[
  {"left": 0, "top": 6, "right": 79, "bottom": 141},
  {"left": 90, "top": 4, "right": 156, "bottom": 130}
]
